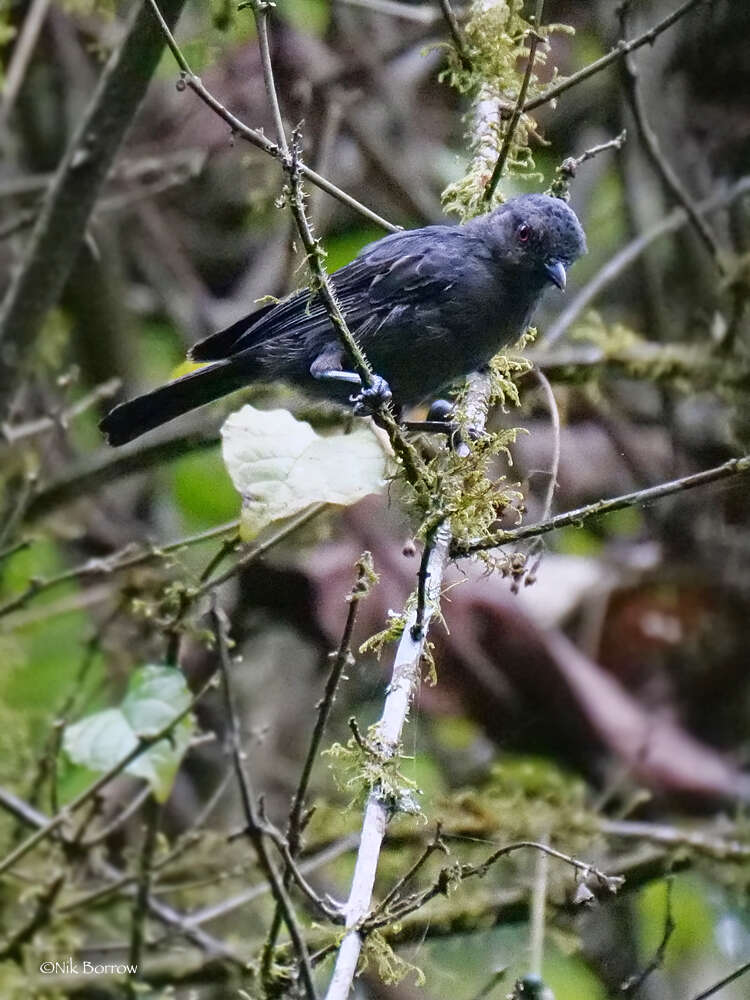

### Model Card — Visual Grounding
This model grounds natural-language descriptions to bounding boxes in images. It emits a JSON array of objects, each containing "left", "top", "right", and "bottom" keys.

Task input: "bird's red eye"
[{"left": 517, "top": 222, "right": 531, "bottom": 243}]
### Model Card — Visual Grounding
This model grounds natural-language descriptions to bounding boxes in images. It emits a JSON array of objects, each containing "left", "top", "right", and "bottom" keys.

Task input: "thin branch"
[
  {"left": 335, "top": 0, "right": 445, "bottom": 22},
  {"left": 183, "top": 835, "right": 359, "bottom": 930},
  {"left": 484, "top": 0, "right": 544, "bottom": 204},
  {"left": 0, "top": 666, "right": 220, "bottom": 879},
  {"left": 0, "top": 536, "right": 33, "bottom": 565},
  {"left": 0, "top": 519, "right": 239, "bottom": 620},
  {"left": 144, "top": 0, "right": 398, "bottom": 233},
  {"left": 534, "top": 372, "right": 560, "bottom": 526},
  {"left": 194, "top": 502, "right": 328, "bottom": 597},
  {"left": 81, "top": 785, "right": 152, "bottom": 848},
  {"left": 618, "top": 3, "right": 725, "bottom": 272},
  {"left": 621, "top": 879, "right": 674, "bottom": 996},
  {"left": 128, "top": 796, "right": 162, "bottom": 988},
  {"left": 369, "top": 823, "right": 447, "bottom": 920},
  {"left": 549, "top": 130, "right": 627, "bottom": 198},
  {"left": 544, "top": 175, "right": 750, "bottom": 345},
  {"left": 290, "top": 555, "right": 372, "bottom": 846},
  {"left": 520, "top": 370, "right": 559, "bottom": 589},
  {"left": 0, "top": 0, "right": 52, "bottom": 131},
  {"left": 367, "top": 839, "right": 622, "bottom": 931},
  {"left": 470, "top": 969, "right": 509, "bottom": 1000},
  {"left": 690, "top": 961, "right": 750, "bottom": 1000},
  {"left": 0, "top": 468, "right": 37, "bottom": 555},
  {"left": 0, "top": 871, "right": 65, "bottom": 962},
  {"left": 27, "top": 426, "right": 220, "bottom": 521},
  {"left": 559, "top": 131, "right": 628, "bottom": 177},
  {"left": 528, "top": 833, "right": 549, "bottom": 978},
  {"left": 1, "top": 377, "right": 121, "bottom": 445},
  {"left": 456, "top": 453, "right": 750, "bottom": 555},
  {"left": 0, "top": 0, "right": 190, "bottom": 421},
  {"left": 599, "top": 819, "right": 750, "bottom": 861},
  {"left": 0, "top": 784, "right": 247, "bottom": 966},
  {"left": 211, "top": 601, "right": 318, "bottom": 1000},
  {"left": 437, "top": 0, "right": 472, "bottom": 67},
  {"left": 411, "top": 531, "right": 435, "bottom": 639},
  {"left": 522, "top": 0, "right": 707, "bottom": 113}
]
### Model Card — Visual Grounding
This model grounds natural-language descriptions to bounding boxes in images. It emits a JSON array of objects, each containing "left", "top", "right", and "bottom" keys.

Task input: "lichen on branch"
[{"left": 440, "top": 0, "right": 574, "bottom": 218}]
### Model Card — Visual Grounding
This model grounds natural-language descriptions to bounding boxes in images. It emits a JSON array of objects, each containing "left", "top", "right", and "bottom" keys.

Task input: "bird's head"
[{"left": 483, "top": 193, "right": 587, "bottom": 292}]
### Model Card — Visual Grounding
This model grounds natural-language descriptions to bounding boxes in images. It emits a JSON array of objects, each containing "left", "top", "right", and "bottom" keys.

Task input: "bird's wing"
[{"left": 190, "top": 227, "right": 462, "bottom": 362}]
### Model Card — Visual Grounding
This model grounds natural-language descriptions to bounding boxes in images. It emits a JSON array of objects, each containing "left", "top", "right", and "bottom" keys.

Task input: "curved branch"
[{"left": 456, "top": 453, "right": 750, "bottom": 555}]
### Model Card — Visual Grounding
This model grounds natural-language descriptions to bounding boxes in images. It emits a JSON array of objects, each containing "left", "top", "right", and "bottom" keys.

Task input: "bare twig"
[
  {"left": 470, "top": 969, "right": 509, "bottom": 1000},
  {"left": 0, "top": 0, "right": 52, "bottom": 131},
  {"left": 618, "top": 4, "right": 725, "bottom": 272},
  {"left": 522, "top": 0, "right": 707, "bottom": 113},
  {"left": 544, "top": 175, "right": 750, "bottom": 345},
  {"left": 81, "top": 785, "right": 152, "bottom": 849},
  {"left": 621, "top": 879, "right": 674, "bottom": 996},
  {"left": 211, "top": 601, "right": 318, "bottom": 1000},
  {"left": 520, "top": 370, "right": 559, "bottom": 588},
  {"left": 437, "top": 0, "right": 472, "bottom": 67},
  {"left": 0, "top": 536, "right": 33, "bottom": 565},
  {"left": 369, "top": 823, "right": 447, "bottom": 920},
  {"left": 534, "top": 372, "right": 560, "bottom": 526},
  {"left": 144, "top": 0, "right": 398, "bottom": 233},
  {"left": 26, "top": 425, "right": 220, "bottom": 520},
  {"left": 0, "top": 871, "right": 65, "bottom": 962},
  {"left": 194, "top": 502, "right": 328, "bottom": 597},
  {"left": 291, "top": 555, "right": 372, "bottom": 845},
  {"left": 528, "top": 833, "right": 549, "bottom": 978},
  {"left": 690, "top": 961, "right": 750, "bottom": 1000},
  {"left": 183, "top": 835, "right": 359, "bottom": 929},
  {"left": 549, "top": 130, "right": 627, "bottom": 199},
  {"left": 128, "top": 796, "right": 162, "bottom": 988},
  {"left": 368, "top": 839, "right": 623, "bottom": 929},
  {"left": 484, "top": 0, "right": 545, "bottom": 204},
  {"left": 456, "top": 453, "right": 750, "bottom": 555},
  {"left": 1, "top": 377, "right": 121, "bottom": 445},
  {"left": 0, "top": 785, "right": 248, "bottom": 966},
  {"left": 335, "top": 0, "right": 445, "bottom": 22},
  {"left": 0, "top": 519, "right": 239, "bottom": 620},
  {"left": 0, "top": 468, "right": 37, "bottom": 555},
  {"left": 599, "top": 819, "right": 750, "bottom": 861},
  {"left": 0, "top": 0, "right": 190, "bottom": 421}
]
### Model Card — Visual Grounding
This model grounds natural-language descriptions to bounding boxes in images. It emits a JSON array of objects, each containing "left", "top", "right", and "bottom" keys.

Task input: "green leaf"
[
  {"left": 221, "top": 405, "right": 390, "bottom": 540},
  {"left": 63, "top": 665, "right": 194, "bottom": 803}
]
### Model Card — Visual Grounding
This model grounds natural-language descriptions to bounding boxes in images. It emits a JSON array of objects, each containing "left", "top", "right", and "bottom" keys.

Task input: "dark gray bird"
[{"left": 100, "top": 193, "right": 585, "bottom": 446}]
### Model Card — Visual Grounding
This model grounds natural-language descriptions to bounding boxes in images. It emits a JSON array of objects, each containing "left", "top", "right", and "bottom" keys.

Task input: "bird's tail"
[{"left": 100, "top": 360, "right": 251, "bottom": 446}]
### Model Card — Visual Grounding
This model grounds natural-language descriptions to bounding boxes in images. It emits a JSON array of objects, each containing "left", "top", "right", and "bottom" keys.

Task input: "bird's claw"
[{"left": 350, "top": 374, "right": 392, "bottom": 415}]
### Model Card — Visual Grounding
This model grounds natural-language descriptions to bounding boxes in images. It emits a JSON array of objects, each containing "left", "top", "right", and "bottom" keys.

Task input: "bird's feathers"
[{"left": 100, "top": 194, "right": 587, "bottom": 446}]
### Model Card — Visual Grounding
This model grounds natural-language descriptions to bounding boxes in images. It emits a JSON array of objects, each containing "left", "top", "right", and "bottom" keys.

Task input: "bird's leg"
[{"left": 310, "top": 350, "right": 392, "bottom": 415}]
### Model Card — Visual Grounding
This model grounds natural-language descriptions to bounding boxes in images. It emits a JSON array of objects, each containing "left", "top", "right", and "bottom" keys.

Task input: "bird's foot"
[{"left": 350, "top": 374, "right": 392, "bottom": 415}]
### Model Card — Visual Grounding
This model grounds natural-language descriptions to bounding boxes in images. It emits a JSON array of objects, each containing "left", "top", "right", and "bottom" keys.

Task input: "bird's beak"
[{"left": 545, "top": 259, "right": 566, "bottom": 291}]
